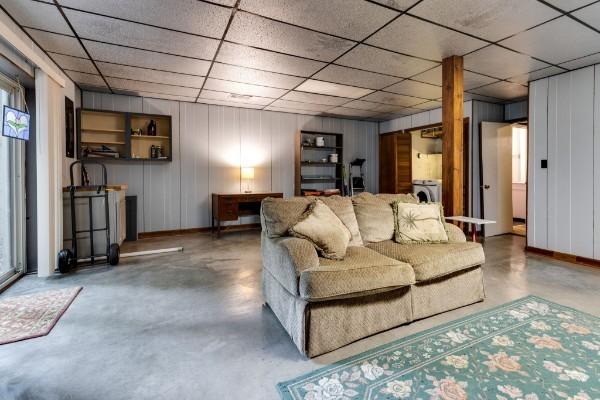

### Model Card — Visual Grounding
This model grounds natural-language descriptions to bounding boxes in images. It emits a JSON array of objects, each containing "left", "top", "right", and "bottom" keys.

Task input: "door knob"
[{"left": 481, "top": 185, "right": 490, "bottom": 189}]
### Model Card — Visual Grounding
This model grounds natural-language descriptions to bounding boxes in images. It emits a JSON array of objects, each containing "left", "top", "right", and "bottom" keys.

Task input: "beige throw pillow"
[
  {"left": 352, "top": 192, "right": 395, "bottom": 243},
  {"left": 319, "top": 195, "right": 363, "bottom": 246},
  {"left": 289, "top": 200, "right": 351, "bottom": 260},
  {"left": 261, "top": 197, "right": 314, "bottom": 238},
  {"left": 393, "top": 202, "right": 449, "bottom": 244}
]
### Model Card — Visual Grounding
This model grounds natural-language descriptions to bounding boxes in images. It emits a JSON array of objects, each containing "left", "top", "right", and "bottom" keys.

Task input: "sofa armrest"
[
  {"left": 445, "top": 222, "right": 467, "bottom": 243},
  {"left": 261, "top": 232, "right": 319, "bottom": 295}
]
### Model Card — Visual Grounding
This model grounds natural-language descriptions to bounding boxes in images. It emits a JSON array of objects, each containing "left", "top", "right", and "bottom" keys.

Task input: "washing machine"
[{"left": 413, "top": 179, "right": 442, "bottom": 203}]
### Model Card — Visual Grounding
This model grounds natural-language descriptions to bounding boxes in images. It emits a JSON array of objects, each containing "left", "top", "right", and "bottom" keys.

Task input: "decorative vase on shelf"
[{"left": 148, "top": 120, "right": 157, "bottom": 136}]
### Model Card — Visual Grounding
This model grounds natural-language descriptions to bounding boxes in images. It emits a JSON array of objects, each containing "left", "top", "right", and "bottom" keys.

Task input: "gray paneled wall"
[
  {"left": 504, "top": 100, "right": 528, "bottom": 121},
  {"left": 528, "top": 65, "right": 599, "bottom": 259},
  {"left": 81, "top": 91, "right": 379, "bottom": 233}
]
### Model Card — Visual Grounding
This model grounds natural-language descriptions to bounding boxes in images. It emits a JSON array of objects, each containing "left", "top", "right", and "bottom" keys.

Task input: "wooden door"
[{"left": 379, "top": 133, "right": 412, "bottom": 194}]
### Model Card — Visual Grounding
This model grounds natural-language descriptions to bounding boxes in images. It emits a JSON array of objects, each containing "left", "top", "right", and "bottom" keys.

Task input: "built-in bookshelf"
[
  {"left": 77, "top": 109, "right": 172, "bottom": 161},
  {"left": 294, "top": 130, "right": 344, "bottom": 196}
]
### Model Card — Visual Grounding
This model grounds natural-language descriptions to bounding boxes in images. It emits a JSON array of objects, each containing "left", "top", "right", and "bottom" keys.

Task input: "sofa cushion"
[
  {"left": 290, "top": 200, "right": 351, "bottom": 260},
  {"left": 392, "top": 202, "right": 448, "bottom": 244},
  {"left": 299, "top": 246, "right": 415, "bottom": 301},
  {"left": 352, "top": 193, "right": 395, "bottom": 243},
  {"left": 261, "top": 197, "right": 314, "bottom": 238},
  {"left": 376, "top": 193, "right": 419, "bottom": 205},
  {"left": 320, "top": 195, "right": 363, "bottom": 246},
  {"left": 366, "top": 241, "right": 484, "bottom": 282}
]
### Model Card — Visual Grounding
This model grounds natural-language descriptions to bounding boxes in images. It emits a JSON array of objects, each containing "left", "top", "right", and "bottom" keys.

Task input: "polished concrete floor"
[{"left": 1, "top": 232, "right": 599, "bottom": 400}]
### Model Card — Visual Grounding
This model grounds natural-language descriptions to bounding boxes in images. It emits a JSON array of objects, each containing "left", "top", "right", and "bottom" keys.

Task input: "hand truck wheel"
[
  {"left": 57, "top": 249, "right": 75, "bottom": 273},
  {"left": 108, "top": 243, "right": 120, "bottom": 266}
]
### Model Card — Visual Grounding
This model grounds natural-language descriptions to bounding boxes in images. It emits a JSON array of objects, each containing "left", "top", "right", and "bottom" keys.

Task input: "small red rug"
[{"left": 0, "top": 287, "right": 82, "bottom": 345}]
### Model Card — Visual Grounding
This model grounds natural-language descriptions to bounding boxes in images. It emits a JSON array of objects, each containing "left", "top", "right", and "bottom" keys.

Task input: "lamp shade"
[{"left": 241, "top": 167, "right": 254, "bottom": 180}]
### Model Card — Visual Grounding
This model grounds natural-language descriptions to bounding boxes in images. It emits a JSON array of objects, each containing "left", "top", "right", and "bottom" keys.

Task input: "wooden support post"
[{"left": 442, "top": 55, "right": 464, "bottom": 217}]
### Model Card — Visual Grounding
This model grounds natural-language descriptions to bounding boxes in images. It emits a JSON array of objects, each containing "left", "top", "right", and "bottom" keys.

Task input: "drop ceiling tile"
[
  {"left": 407, "top": 66, "right": 441, "bottom": 85},
  {"left": 342, "top": 100, "right": 380, "bottom": 110},
  {"left": 545, "top": 0, "right": 596, "bottom": 12},
  {"left": 265, "top": 106, "right": 323, "bottom": 115},
  {"left": 384, "top": 79, "right": 441, "bottom": 99},
  {"left": 469, "top": 81, "right": 528, "bottom": 100},
  {"left": 49, "top": 53, "right": 96, "bottom": 74},
  {"left": 216, "top": 42, "right": 325, "bottom": 77},
  {"left": 367, "top": 15, "right": 487, "bottom": 61},
  {"left": 239, "top": 0, "right": 398, "bottom": 41},
  {"left": 507, "top": 66, "right": 566, "bottom": 85},
  {"left": 295, "top": 79, "right": 373, "bottom": 98},
  {"left": 58, "top": 0, "right": 231, "bottom": 38},
  {"left": 464, "top": 45, "right": 549, "bottom": 79},
  {"left": 83, "top": 41, "right": 211, "bottom": 76},
  {"left": 210, "top": 63, "right": 303, "bottom": 89},
  {"left": 98, "top": 63, "right": 205, "bottom": 88},
  {"left": 327, "top": 107, "right": 381, "bottom": 117},
  {"left": 573, "top": 2, "right": 600, "bottom": 28},
  {"left": 65, "top": 70, "right": 107, "bottom": 87},
  {"left": 199, "top": 98, "right": 265, "bottom": 110},
  {"left": 314, "top": 65, "right": 401, "bottom": 90},
  {"left": 107, "top": 77, "right": 200, "bottom": 97},
  {"left": 2, "top": 0, "right": 71, "bottom": 35},
  {"left": 199, "top": 89, "right": 273, "bottom": 106},
  {"left": 499, "top": 17, "right": 600, "bottom": 64},
  {"left": 412, "top": 100, "right": 442, "bottom": 110},
  {"left": 368, "top": 0, "right": 420, "bottom": 11},
  {"left": 64, "top": 9, "right": 219, "bottom": 60},
  {"left": 463, "top": 71, "right": 501, "bottom": 90},
  {"left": 225, "top": 11, "right": 355, "bottom": 62},
  {"left": 336, "top": 45, "right": 438, "bottom": 77},
  {"left": 361, "top": 91, "right": 424, "bottom": 107},
  {"left": 370, "top": 103, "right": 409, "bottom": 113},
  {"left": 112, "top": 90, "right": 198, "bottom": 103},
  {"left": 559, "top": 52, "right": 600, "bottom": 70},
  {"left": 25, "top": 28, "right": 87, "bottom": 58},
  {"left": 208, "top": 0, "right": 237, "bottom": 6},
  {"left": 270, "top": 99, "right": 333, "bottom": 112},
  {"left": 282, "top": 91, "right": 350, "bottom": 106},
  {"left": 203, "top": 78, "right": 286, "bottom": 98},
  {"left": 410, "top": 0, "right": 560, "bottom": 42}
]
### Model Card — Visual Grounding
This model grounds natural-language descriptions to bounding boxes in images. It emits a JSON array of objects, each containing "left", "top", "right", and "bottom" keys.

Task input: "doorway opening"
[{"left": 480, "top": 122, "right": 527, "bottom": 237}]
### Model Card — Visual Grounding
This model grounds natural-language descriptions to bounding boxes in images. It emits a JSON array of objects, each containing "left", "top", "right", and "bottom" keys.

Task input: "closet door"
[
  {"left": 395, "top": 134, "right": 412, "bottom": 193},
  {"left": 379, "top": 133, "right": 412, "bottom": 194}
]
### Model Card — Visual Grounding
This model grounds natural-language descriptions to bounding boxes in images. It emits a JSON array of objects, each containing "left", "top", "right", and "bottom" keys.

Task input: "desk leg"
[
  {"left": 217, "top": 218, "right": 221, "bottom": 238},
  {"left": 471, "top": 223, "right": 478, "bottom": 242}
]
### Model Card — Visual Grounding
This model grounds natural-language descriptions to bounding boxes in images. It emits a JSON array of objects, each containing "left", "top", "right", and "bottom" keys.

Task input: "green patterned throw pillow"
[{"left": 392, "top": 201, "right": 449, "bottom": 244}]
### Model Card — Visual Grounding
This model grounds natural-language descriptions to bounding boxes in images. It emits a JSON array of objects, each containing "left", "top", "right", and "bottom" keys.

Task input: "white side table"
[{"left": 445, "top": 216, "right": 496, "bottom": 242}]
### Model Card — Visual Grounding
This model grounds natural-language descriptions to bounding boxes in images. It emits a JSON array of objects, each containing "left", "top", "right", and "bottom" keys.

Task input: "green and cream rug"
[{"left": 278, "top": 296, "right": 600, "bottom": 400}]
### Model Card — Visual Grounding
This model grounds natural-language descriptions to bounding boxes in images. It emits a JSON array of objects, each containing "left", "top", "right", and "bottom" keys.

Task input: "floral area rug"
[
  {"left": 278, "top": 296, "right": 600, "bottom": 400},
  {"left": 0, "top": 287, "right": 82, "bottom": 345}
]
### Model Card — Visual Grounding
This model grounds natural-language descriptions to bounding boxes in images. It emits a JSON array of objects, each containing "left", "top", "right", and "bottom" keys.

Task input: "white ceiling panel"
[
  {"left": 199, "top": 98, "right": 265, "bottom": 110},
  {"left": 559, "top": 52, "right": 600, "bottom": 70},
  {"left": 465, "top": 45, "right": 549, "bottom": 79},
  {"left": 203, "top": 78, "right": 286, "bottom": 98},
  {"left": 384, "top": 79, "right": 441, "bottom": 99},
  {"left": 410, "top": 0, "right": 560, "bottom": 41},
  {"left": 545, "top": 0, "right": 596, "bottom": 12},
  {"left": 507, "top": 66, "right": 566, "bottom": 85},
  {"left": 572, "top": 2, "right": 600, "bottom": 28},
  {"left": 499, "top": 17, "right": 600, "bottom": 64},
  {"left": 112, "top": 90, "right": 198, "bottom": 103},
  {"left": 225, "top": 11, "right": 355, "bottom": 62},
  {"left": 326, "top": 107, "right": 380, "bottom": 117},
  {"left": 83, "top": 41, "right": 211, "bottom": 76},
  {"left": 98, "top": 63, "right": 205, "bottom": 88},
  {"left": 239, "top": 0, "right": 398, "bottom": 41},
  {"left": 58, "top": 0, "right": 231, "bottom": 38},
  {"left": 314, "top": 64, "right": 401, "bottom": 89},
  {"left": 412, "top": 65, "right": 499, "bottom": 89},
  {"left": 49, "top": 53, "right": 96, "bottom": 74},
  {"left": 282, "top": 91, "right": 350, "bottom": 106},
  {"left": 295, "top": 79, "right": 373, "bottom": 98},
  {"left": 366, "top": 15, "right": 487, "bottom": 61},
  {"left": 368, "top": 0, "right": 420, "bottom": 11},
  {"left": 342, "top": 100, "right": 380, "bottom": 110},
  {"left": 469, "top": 81, "right": 528, "bottom": 100},
  {"left": 25, "top": 28, "right": 87, "bottom": 58},
  {"left": 361, "top": 91, "right": 424, "bottom": 107},
  {"left": 199, "top": 89, "right": 273, "bottom": 106},
  {"left": 107, "top": 77, "right": 200, "bottom": 97},
  {"left": 64, "top": 9, "right": 219, "bottom": 60},
  {"left": 216, "top": 42, "right": 325, "bottom": 77},
  {"left": 65, "top": 70, "right": 107, "bottom": 87},
  {"left": 370, "top": 103, "right": 409, "bottom": 113},
  {"left": 209, "top": 0, "right": 237, "bottom": 6},
  {"left": 210, "top": 63, "right": 303, "bottom": 89},
  {"left": 269, "top": 99, "right": 333, "bottom": 112},
  {"left": 336, "top": 44, "right": 438, "bottom": 77},
  {"left": 2, "top": 0, "right": 72, "bottom": 35},
  {"left": 412, "top": 100, "right": 442, "bottom": 110},
  {"left": 265, "top": 106, "right": 323, "bottom": 115}
]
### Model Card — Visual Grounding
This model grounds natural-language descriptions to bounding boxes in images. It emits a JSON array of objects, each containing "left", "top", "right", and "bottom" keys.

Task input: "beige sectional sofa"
[{"left": 261, "top": 193, "right": 485, "bottom": 357}]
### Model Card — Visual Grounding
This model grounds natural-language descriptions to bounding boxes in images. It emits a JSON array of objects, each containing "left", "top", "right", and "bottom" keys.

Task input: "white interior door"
[{"left": 481, "top": 122, "right": 513, "bottom": 237}]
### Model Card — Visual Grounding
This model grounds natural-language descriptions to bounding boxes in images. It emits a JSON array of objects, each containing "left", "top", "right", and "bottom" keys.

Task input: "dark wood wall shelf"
[
  {"left": 295, "top": 130, "right": 344, "bottom": 196},
  {"left": 77, "top": 109, "right": 173, "bottom": 162}
]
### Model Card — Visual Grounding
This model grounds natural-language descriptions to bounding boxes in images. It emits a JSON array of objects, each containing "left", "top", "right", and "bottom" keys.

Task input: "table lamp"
[{"left": 241, "top": 167, "right": 254, "bottom": 193}]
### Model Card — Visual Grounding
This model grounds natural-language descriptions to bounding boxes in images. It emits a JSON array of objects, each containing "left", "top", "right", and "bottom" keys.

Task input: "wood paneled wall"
[
  {"left": 528, "top": 66, "right": 599, "bottom": 259},
  {"left": 80, "top": 91, "right": 379, "bottom": 233}
]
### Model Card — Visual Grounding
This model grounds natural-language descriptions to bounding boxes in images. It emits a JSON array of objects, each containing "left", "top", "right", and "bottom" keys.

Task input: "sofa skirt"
[{"left": 411, "top": 266, "right": 485, "bottom": 320}]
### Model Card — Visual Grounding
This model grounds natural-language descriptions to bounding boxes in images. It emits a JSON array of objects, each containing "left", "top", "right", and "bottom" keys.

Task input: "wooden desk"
[{"left": 211, "top": 192, "right": 283, "bottom": 237}]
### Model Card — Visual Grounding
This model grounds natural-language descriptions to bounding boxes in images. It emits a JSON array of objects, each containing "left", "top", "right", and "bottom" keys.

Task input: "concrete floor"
[{"left": 1, "top": 232, "right": 599, "bottom": 400}]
